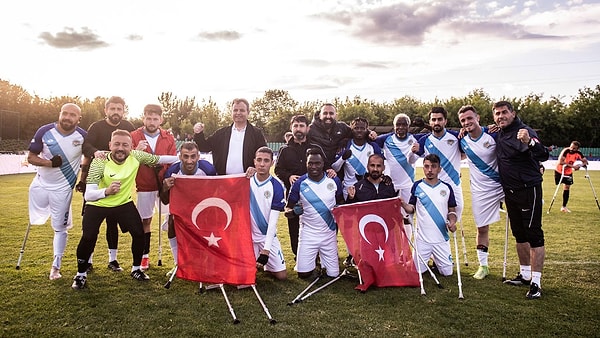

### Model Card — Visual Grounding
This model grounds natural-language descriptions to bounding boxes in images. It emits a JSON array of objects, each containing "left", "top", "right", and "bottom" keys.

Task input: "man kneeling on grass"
[{"left": 72, "top": 129, "right": 177, "bottom": 290}]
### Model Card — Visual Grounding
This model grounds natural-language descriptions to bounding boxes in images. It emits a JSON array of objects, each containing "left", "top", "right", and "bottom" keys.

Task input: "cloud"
[
  {"left": 354, "top": 61, "right": 391, "bottom": 69},
  {"left": 449, "top": 20, "right": 567, "bottom": 40},
  {"left": 297, "top": 59, "right": 331, "bottom": 67},
  {"left": 38, "top": 27, "right": 108, "bottom": 50},
  {"left": 196, "top": 30, "right": 241, "bottom": 41},
  {"left": 126, "top": 34, "right": 143, "bottom": 41}
]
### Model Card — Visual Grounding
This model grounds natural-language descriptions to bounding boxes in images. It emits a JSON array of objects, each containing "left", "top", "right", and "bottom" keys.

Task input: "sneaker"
[
  {"left": 131, "top": 269, "right": 150, "bottom": 281},
  {"left": 560, "top": 207, "right": 571, "bottom": 213},
  {"left": 141, "top": 257, "right": 150, "bottom": 271},
  {"left": 343, "top": 255, "right": 354, "bottom": 267},
  {"left": 526, "top": 282, "right": 542, "bottom": 299},
  {"left": 504, "top": 273, "right": 531, "bottom": 286},
  {"left": 49, "top": 267, "right": 62, "bottom": 280},
  {"left": 86, "top": 264, "right": 94, "bottom": 274},
  {"left": 473, "top": 266, "right": 489, "bottom": 280},
  {"left": 71, "top": 275, "right": 87, "bottom": 290},
  {"left": 108, "top": 260, "right": 124, "bottom": 272}
]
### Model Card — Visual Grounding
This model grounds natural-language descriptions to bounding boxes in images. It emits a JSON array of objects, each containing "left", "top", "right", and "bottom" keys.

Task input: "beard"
[
  {"left": 368, "top": 171, "right": 381, "bottom": 180},
  {"left": 108, "top": 114, "right": 122, "bottom": 125}
]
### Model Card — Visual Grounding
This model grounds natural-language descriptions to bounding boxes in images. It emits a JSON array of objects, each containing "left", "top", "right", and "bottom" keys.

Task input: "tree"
[
  {"left": 158, "top": 92, "right": 197, "bottom": 139},
  {"left": 568, "top": 85, "right": 600, "bottom": 147},
  {"left": 251, "top": 90, "right": 299, "bottom": 141}
]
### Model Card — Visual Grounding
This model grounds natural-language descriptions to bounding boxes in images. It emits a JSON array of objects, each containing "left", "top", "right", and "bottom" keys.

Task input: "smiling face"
[
  {"left": 179, "top": 147, "right": 199, "bottom": 175},
  {"left": 319, "top": 104, "right": 337, "bottom": 128},
  {"left": 394, "top": 117, "right": 409, "bottom": 139},
  {"left": 367, "top": 155, "right": 385, "bottom": 181},
  {"left": 231, "top": 101, "right": 249, "bottom": 125},
  {"left": 458, "top": 109, "right": 480, "bottom": 134},
  {"left": 57, "top": 103, "right": 81, "bottom": 133},
  {"left": 306, "top": 153, "right": 325, "bottom": 181},
  {"left": 493, "top": 104, "right": 516, "bottom": 129},
  {"left": 109, "top": 133, "right": 132, "bottom": 164}
]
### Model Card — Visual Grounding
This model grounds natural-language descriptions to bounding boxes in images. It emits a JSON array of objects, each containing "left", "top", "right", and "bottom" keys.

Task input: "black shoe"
[
  {"left": 526, "top": 282, "right": 542, "bottom": 299},
  {"left": 131, "top": 269, "right": 150, "bottom": 281},
  {"left": 85, "top": 264, "right": 93, "bottom": 274},
  {"left": 71, "top": 275, "right": 87, "bottom": 290},
  {"left": 108, "top": 260, "right": 123, "bottom": 272},
  {"left": 343, "top": 255, "right": 354, "bottom": 267},
  {"left": 504, "top": 273, "right": 531, "bottom": 286}
]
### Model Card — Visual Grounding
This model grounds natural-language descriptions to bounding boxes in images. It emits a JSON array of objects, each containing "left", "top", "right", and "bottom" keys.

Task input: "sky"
[{"left": 1, "top": 0, "right": 599, "bottom": 118}]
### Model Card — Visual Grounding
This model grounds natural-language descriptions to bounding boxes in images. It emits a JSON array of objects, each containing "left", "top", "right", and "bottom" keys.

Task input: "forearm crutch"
[
  {"left": 453, "top": 231, "right": 465, "bottom": 299},
  {"left": 288, "top": 273, "right": 321, "bottom": 305},
  {"left": 459, "top": 221, "right": 468, "bottom": 266},
  {"left": 299, "top": 269, "right": 349, "bottom": 302},
  {"left": 157, "top": 202, "right": 163, "bottom": 266},
  {"left": 251, "top": 285, "right": 276, "bottom": 324},
  {"left": 219, "top": 284, "right": 240, "bottom": 324},
  {"left": 548, "top": 164, "right": 566, "bottom": 214},
  {"left": 163, "top": 265, "right": 177, "bottom": 289},
  {"left": 502, "top": 214, "right": 509, "bottom": 281},
  {"left": 584, "top": 167, "right": 600, "bottom": 211},
  {"left": 406, "top": 234, "right": 443, "bottom": 290},
  {"left": 16, "top": 223, "right": 32, "bottom": 270}
]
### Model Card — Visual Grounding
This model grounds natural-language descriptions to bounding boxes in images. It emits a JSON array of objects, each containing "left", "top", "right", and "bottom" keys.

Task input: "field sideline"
[{"left": 1, "top": 168, "right": 599, "bottom": 337}]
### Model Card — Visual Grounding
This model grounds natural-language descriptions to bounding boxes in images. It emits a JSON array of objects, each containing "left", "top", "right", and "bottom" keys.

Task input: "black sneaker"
[
  {"left": 526, "top": 282, "right": 542, "bottom": 299},
  {"left": 86, "top": 264, "right": 94, "bottom": 274},
  {"left": 504, "top": 273, "right": 531, "bottom": 286},
  {"left": 343, "top": 255, "right": 354, "bottom": 267},
  {"left": 108, "top": 260, "right": 124, "bottom": 272},
  {"left": 131, "top": 269, "right": 150, "bottom": 281},
  {"left": 71, "top": 275, "right": 87, "bottom": 290}
]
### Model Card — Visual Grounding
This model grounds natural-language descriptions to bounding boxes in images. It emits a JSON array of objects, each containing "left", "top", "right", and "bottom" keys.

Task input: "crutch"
[
  {"left": 547, "top": 164, "right": 566, "bottom": 214},
  {"left": 288, "top": 273, "right": 321, "bottom": 305},
  {"left": 157, "top": 201, "right": 163, "bottom": 266},
  {"left": 459, "top": 221, "right": 468, "bottom": 266},
  {"left": 502, "top": 213, "right": 510, "bottom": 282},
  {"left": 406, "top": 235, "right": 443, "bottom": 290},
  {"left": 16, "top": 223, "right": 33, "bottom": 270},
  {"left": 584, "top": 166, "right": 600, "bottom": 211},
  {"left": 218, "top": 284, "right": 240, "bottom": 324},
  {"left": 164, "top": 265, "right": 177, "bottom": 289},
  {"left": 251, "top": 285, "right": 276, "bottom": 324},
  {"left": 453, "top": 231, "right": 465, "bottom": 299},
  {"left": 298, "top": 269, "right": 350, "bottom": 302}
]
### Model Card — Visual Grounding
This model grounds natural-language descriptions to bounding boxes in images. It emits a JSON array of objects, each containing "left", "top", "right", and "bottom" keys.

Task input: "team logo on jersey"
[
  {"left": 327, "top": 183, "right": 335, "bottom": 191},
  {"left": 367, "top": 151, "right": 373, "bottom": 156},
  {"left": 440, "top": 190, "right": 447, "bottom": 197},
  {"left": 408, "top": 140, "right": 413, "bottom": 145},
  {"left": 72, "top": 140, "right": 82, "bottom": 147},
  {"left": 483, "top": 141, "right": 492, "bottom": 149},
  {"left": 264, "top": 190, "right": 272, "bottom": 199},
  {"left": 447, "top": 140, "right": 455, "bottom": 146}
]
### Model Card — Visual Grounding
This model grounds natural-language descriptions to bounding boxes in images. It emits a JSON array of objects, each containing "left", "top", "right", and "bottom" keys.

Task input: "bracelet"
[{"left": 447, "top": 211, "right": 457, "bottom": 218}]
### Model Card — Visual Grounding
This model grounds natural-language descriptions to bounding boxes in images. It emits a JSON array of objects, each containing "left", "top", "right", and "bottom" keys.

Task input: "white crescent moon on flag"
[
  {"left": 191, "top": 198, "right": 233, "bottom": 231},
  {"left": 358, "top": 214, "right": 389, "bottom": 245}
]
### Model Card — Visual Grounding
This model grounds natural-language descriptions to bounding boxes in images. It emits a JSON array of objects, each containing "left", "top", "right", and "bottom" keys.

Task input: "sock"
[
  {"left": 132, "top": 266, "right": 141, "bottom": 272},
  {"left": 520, "top": 265, "right": 531, "bottom": 280},
  {"left": 562, "top": 190, "right": 570, "bottom": 207},
  {"left": 476, "top": 245, "right": 489, "bottom": 266},
  {"left": 109, "top": 249, "right": 117, "bottom": 262},
  {"left": 76, "top": 272, "right": 87, "bottom": 277},
  {"left": 52, "top": 255, "right": 62, "bottom": 269},
  {"left": 169, "top": 237, "right": 178, "bottom": 265},
  {"left": 531, "top": 271, "right": 542, "bottom": 287},
  {"left": 142, "top": 254, "right": 149, "bottom": 259}
]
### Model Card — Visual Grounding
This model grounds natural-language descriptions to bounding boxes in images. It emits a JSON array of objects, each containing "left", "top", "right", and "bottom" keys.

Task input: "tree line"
[{"left": 1, "top": 79, "right": 599, "bottom": 149}]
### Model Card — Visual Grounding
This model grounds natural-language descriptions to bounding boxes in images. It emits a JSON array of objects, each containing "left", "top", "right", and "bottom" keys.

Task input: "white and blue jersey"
[
  {"left": 460, "top": 132, "right": 501, "bottom": 193},
  {"left": 28, "top": 123, "right": 87, "bottom": 190},
  {"left": 332, "top": 140, "right": 382, "bottom": 196},
  {"left": 164, "top": 160, "right": 216, "bottom": 179},
  {"left": 288, "top": 173, "right": 343, "bottom": 233},
  {"left": 409, "top": 179, "right": 457, "bottom": 244},
  {"left": 376, "top": 132, "right": 419, "bottom": 198},
  {"left": 249, "top": 175, "right": 286, "bottom": 249}
]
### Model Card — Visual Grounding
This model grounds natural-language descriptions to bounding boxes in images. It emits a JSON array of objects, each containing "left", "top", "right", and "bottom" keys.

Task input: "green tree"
[
  {"left": 567, "top": 85, "right": 600, "bottom": 147},
  {"left": 251, "top": 90, "right": 299, "bottom": 141},
  {"left": 158, "top": 92, "right": 197, "bottom": 139}
]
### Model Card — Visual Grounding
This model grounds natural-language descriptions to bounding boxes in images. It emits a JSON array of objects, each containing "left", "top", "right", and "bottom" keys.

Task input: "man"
[
  {"left": 346, "top": 154, "right": 397, "bottom": 203},
  {"left": 555, "top": 141, "right": 588, "bottom": 213},
  {"left": 246, "top": 146, "right": 287, "bottom": 280},
  {"left": 131, "top": 104, "right": 177, "bottom": 270},
  {"left": 307, "top": 103, "right": 352, "bottom": 170},
  {"left": 416, "top": 107, "right": 465, "bottom": 222},
  {"left": 274, "top": 115, "right": 320, "bottom": 258},
  {"left": 331, "top": 117, "right": 383, "bottom": 199},
  {"left": 493, "top": 100, "right": 549, "bottom": 299},
  {"left": 458, "top": 105, "right": 504, "bottom": 280},
  {"left": 400, "top": 154, "right": 458, "bottom": 276},
  {"left": 27, "top": 103, "right": 86, "bottom": 280},
  {"left": 285, "top": 148, "right": 344, "bottom": 279},
  {"left": 81, "top": 96, "right": 136, "bottom": 272},
  {"left": 161, "top": 142, "right": 216, "bottom": 272},
  {"left": 193, "top": 98, "right": 266, "bottom": 175},
  {"left": 72, "top": 130, "right": 178, "bottom": 289},
  {"left": 374, "top": 113, "right": 421, "bottom": 235}
]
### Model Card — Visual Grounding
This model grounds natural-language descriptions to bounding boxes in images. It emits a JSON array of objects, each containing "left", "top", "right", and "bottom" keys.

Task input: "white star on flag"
[
  {"left": 375, "top": 245, "right": 385, "bottom": 261},
  {"left": 203, "top": 232, "right": 222, "bottom": 247}
]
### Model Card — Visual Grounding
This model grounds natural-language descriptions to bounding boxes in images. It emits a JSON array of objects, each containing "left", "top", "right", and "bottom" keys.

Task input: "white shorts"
[
  {"left": 413, "top": 238, "right": 453, "bottom": 276},
  {"left": 253, "top": 237, "right": 286, "bottom": 273},
  {"left": 28, "top": 178, "right": 73, "bottom": 231},
  {"left": 136, "top": 191, "right": 169, "bottom": 219},
  {"left": 452, "top": 183, "right": 464, "bottom": 223},
  {"left": 297, "top": 228, "right": 339, "bottom": 277},
  {"left": 471, "top": 188, "right": 505, "bottom": 227}
]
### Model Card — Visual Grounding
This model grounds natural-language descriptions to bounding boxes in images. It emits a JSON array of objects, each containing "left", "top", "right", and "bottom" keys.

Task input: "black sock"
[{"left": 563, "top": 190, "right": 570, "bottom": 207}]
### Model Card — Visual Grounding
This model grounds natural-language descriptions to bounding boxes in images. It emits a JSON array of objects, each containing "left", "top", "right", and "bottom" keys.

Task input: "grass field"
[{"left": 1, "top": 169, "right": 599, "bottom": 337}]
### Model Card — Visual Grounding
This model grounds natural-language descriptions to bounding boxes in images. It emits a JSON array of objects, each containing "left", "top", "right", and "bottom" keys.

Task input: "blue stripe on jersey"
[
  {"left": 425, "top": 137, "right": 460, "bottom": 185},
  {"left": 250, "top": 188, "right": 269, "bottom": 235},
  {"left": 385, "top": 136, "right": 415, "bottom": 179},
  {"left": 347, "top": 150, "right": 367, "bottom": 176},
  {"left": 43, "top": 129, "right": 77, "bottom": 188},
  {"left": 300, "top": 179, "right": 337, "bottom": 231},
  {"left": 460, "top": 138, "right": 500, "bottom": 183},
  {"left": 415, "top": 183, "right": 449, "bottom": 241}
]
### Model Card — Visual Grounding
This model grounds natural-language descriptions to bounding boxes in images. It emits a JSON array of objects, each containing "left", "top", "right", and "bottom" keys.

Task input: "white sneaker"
[
  {"left": 560, "top": 207, "right": 571, "bottom": 213},
  {"left": 49, "top": 267, "right": 62, "bottom": 280}
]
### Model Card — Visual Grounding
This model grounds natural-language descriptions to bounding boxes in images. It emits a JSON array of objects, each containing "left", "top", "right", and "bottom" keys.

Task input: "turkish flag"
[
  {"left": 170, "top": 174, "right": 256, "bottom": 285},
  {"left": 333, "top": 197, "right": 419, "bottom": 291}
]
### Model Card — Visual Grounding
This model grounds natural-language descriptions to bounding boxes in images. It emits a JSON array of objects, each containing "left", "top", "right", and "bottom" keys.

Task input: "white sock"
[
  {"left": 132, "top": 266, "right": 141, "bottom": 272},
  {"left": 169, "top": 237, "right": 178, "bottom": 265},
  {"left": 477, "top": 250, "right": 489, "bottom": 267},
  {"left": 142, "top": 254, "right": 149, "bottom": 259},
  {"left": 520, "top": 265, "right": 531, "bottom": 280},
  {"left": 109, "top": 249, "right": 118, "bottom": 262},
  {"left": 531, "top": 271, "right": 542, "bottom": 287},
  {"left": 53, "top": 230, "right": 68, "bottom": 262},
  {"left": 76, "top": 272, "right": 87, "bottom": 277}
]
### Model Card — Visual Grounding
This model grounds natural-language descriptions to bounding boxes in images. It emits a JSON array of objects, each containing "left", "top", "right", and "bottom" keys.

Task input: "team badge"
[
  {"left": 264, "top": 191, "right": 272, "bottom": 199},
  {"left": 73, "top": 140, "right": 82, "bottom": 146},
  {"left": 440, "top": 190, "right": 447, "bottom": 197},
  {"left": 327, "top": 183, "right": 335, "bottom": 191},
  {"left": 447, "top": 140, "right": 455, "bottom": 146},
  {"left": 483, "top": 141, "right": 491, "bottom": 149},
  {"left": 408, "top": 140, "right": 413, "bottom": 145}
]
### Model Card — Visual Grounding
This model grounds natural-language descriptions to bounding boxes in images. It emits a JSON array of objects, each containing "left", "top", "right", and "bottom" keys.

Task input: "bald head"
[{"left": 57, "top": 103, "right": 82, "bottom": 133}]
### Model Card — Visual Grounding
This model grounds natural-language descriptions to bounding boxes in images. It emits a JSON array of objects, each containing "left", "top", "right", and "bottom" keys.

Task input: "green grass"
[{"left": 1, "top": 169, "right": 599, "bottom": 337}]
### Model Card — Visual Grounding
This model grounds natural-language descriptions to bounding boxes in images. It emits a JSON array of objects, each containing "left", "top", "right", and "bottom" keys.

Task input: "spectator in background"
[{"left": 555, "top": 140, "right": 588, "bottom": 213}]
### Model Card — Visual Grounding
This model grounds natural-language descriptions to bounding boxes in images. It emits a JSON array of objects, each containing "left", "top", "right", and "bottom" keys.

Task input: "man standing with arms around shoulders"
[
  {"left": 308, "top": 103, "right": 352, "bottom": 170},
  {"left": 493, "top": 100, "right": 549, "bottom": 299},
  {"left": 193, "top": 98, "right": 266, "bottom": 175},
  {"left": 555, "top": 141, "right": 588, "bottom": 213},
  {"left": 458, "top": 105, "right": 504, "bottom": 280},
  {"left": 131, "top": 104, "right": 177, "bottom": 271},
  {"left": 81, "top": 96, "right": 136, "bottom": 272},
  {"left": 27, "top": 103, "right": 86, "bottom": 280}
]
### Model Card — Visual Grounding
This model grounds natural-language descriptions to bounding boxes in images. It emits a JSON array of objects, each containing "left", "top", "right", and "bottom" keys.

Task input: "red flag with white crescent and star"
[
  {"left": 170, "top": 174, "right": 256, "bottom": 285},
  {"left": 333, "top": 197, "right": 419, "bottom": 291}
]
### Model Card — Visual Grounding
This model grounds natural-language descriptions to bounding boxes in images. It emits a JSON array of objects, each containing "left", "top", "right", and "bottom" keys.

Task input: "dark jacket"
[
  {"left": 346, "top": 178, "right": 398, "bottom": 203},
  {"left": 274, "top": 138, "right": 324, "bottom": 191},
  {"left": 496, "top": 117, "right": 549, "bottom": 190},
  {"left": 308, "top": 114, "right": 352, "bottom": 169},
  {"left": 193, "top": 123, "right": 266, "bottom": 175}
]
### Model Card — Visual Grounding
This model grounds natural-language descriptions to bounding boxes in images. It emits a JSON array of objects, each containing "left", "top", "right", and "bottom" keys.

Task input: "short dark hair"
[
  {"left": 424, "top": 153, "right": 440, "bottom": 164},
  {"left": 255, "top": 146, "right": 273, "bottom": 160},
  {"left": 351, "top": 117, "right": 369, "bottom": 127},
  {"left": 571, "top": 141, "right": 581, "bottom": 147},
  {"left": 306, "top": 147, "right": 325, "bottom": 160},
  {"left": 429, "top": 107, "right": 447, "bottom": 119},
  {"left": 493, "top": 101, "right": 513, "bottom": 112},
  {"left": 111, "top": 129, "right": 131, "bottom": 139},
  {"left": 232, "top": 98, "right": 250, "bottom": 111},
  {"left": 106, "top": 96, "right": 126, "bottom": 108},
  {"left": 290, "top": 114, "right": 309, "bottom": 125},
  {"left": 458, "top": 105, "right": 477, "bottom": 115},
  {"left": 368, "top": 153, "right": 384, "bottom": 163},
  {"left": 144, "top": 104, "right": 163, "bottom": 116},
  {"left": 180, "top": 141, "right": 199, "bottom": 152}
]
